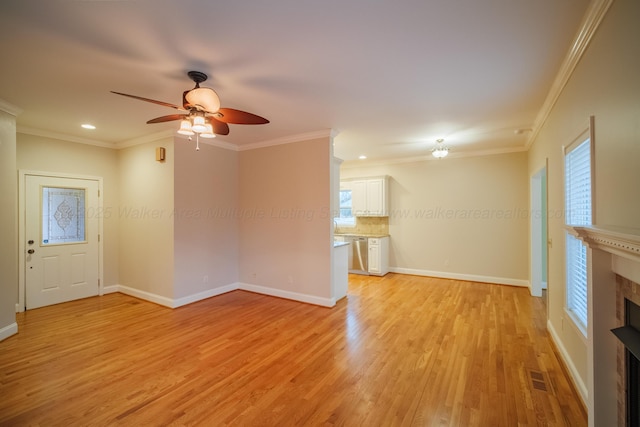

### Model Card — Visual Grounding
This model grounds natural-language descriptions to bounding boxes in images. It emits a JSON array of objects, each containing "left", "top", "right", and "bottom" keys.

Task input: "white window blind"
[
  {"left": 565, "top": 139, "right": 592, "bottom": 226},
  {"left": 566, "top": 234, "right": 588, "bottom": 327},
  {"left": 564, "top": 138, "right": 591, "bottom": 331}
]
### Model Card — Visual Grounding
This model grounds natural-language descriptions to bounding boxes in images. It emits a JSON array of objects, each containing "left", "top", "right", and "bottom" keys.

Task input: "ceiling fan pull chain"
[{"left": 196, "top": 133, "right": 200, "bottom": 151}]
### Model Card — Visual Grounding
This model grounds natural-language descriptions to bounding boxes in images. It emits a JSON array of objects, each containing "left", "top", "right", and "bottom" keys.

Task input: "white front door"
[{"left": 25, "top": 175, "right": 100, "bottom": 309}]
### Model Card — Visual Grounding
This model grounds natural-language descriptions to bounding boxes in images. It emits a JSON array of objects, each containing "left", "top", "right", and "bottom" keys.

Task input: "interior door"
[{"left": 25, "top": 175, "right": 100, "bottom": 309}]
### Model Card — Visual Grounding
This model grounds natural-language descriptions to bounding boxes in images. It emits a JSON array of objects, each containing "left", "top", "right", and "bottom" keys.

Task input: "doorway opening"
[{"left": 530, "top": 164, "right": 548, "bottom": 300}]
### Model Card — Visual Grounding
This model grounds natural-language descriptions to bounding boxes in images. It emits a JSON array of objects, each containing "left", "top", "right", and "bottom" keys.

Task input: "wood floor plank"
[{"left": 0, "top": 274, "right": 586, "bottom": 426}]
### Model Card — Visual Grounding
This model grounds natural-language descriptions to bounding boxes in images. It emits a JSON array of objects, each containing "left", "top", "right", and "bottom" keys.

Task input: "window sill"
[{"left": 564, "top": 307, "right": 588, "bottom": 344}]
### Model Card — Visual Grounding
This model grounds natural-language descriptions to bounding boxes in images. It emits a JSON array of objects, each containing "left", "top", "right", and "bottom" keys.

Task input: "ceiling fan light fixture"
[
  {"left": 200, "top": 123, "right": 216, "bottom": 139},
  {"left": 191, "top": 114, "right": 207, "bottom": 133},
  {"left": 185, "top": 87, "right": 221, "bottom": 113},
  {"left": 431, "top": 138, "right": 449, "bottom": 158},
  {"left": 177, "top": 119, "right": 194, "bottom": 135}
]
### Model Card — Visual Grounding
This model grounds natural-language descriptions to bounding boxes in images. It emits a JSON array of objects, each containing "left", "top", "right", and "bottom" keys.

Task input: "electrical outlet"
[
  {"left": 288, "top": 275, "right": 293, "bottom": 284},
  {"left": 203, "top": 275, "right": 209, "bottom": 283}
]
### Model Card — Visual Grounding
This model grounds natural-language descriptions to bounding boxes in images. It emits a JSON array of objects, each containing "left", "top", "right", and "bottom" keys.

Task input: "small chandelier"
[
  {"left": 431, "top": 138, "right": 449, "bottom": 158},
  {"left": 176, "top": 112, "right": 216, "bottom": 150}
]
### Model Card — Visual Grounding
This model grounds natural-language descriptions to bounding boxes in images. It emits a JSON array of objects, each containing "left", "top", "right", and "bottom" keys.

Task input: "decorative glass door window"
[{"left": 41, "top": 186, "right": 86, "bottom": 245}]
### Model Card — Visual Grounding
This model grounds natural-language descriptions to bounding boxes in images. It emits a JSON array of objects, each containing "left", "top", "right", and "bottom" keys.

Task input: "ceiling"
[{"left": 0, "top": 0, "right": 590, "bottom": 163}]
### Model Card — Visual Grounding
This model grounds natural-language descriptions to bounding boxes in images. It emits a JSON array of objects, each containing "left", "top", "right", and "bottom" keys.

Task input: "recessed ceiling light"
[
  {"left": 359, "top": 155, "right": 367, "bottom": 160},
  {"left": 81, "top": 124, "right": 96, "bottom": 130}
]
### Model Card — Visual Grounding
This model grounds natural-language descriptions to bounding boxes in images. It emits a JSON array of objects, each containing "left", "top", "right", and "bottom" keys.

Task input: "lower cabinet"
[{"left": 368, "top": 237, "right": 389, "bottom": 276}]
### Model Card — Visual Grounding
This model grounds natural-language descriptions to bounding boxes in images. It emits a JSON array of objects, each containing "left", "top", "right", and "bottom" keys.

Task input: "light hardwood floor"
[{"left": 0, "top": 274, "right": 586, "bottom": 426}]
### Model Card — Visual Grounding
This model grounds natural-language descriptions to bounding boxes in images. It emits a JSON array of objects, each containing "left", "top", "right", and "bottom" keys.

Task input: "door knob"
[
  {"left": 27, "top": 249, "right": 35, "bottom": 254},
  {"left": 28, "top": 240, "right": 34, "bottom": 245}
]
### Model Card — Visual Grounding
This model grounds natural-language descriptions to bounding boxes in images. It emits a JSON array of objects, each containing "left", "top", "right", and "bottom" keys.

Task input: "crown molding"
[
  {"left": 17, "top": 125, "right": 116, "bottom": 148},
  {"left": 114, "top": 129, "right": 176, "bottom": 149},
  {"left": 341, "top": 146, "right": 528, "bottom": 168},
  {"left": 173, "top": 133, "right": 238, "bottom": 151},
  {"left": 526, "top": 0, "right": 614, "bottom": 149},
  {"left": 0, "top": 99, "right": 23, "bottom": 117},
  {"left": 236, "top": 129, "right": 335, "bottom": 151}
]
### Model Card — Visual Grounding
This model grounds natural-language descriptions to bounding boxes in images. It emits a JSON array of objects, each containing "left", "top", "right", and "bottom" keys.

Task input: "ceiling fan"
[{"left": 111, "top": 71, "right": 269, "bottom": 138}]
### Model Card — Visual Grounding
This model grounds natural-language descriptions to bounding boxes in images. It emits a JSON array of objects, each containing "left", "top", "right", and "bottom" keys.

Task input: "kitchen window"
[{"left": 336, "top": 188, "right": 356, "bottom": 227}]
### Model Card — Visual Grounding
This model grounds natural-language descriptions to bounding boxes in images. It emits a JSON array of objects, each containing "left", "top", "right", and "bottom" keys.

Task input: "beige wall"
[
  {"left": 528, "top": 0, "right": 640, "bottom": 395},
  {"left": 118, "top": 139, "right": 174, "bottom": 298},
  {"left": 16, "top": 134, "right": 120, "bottom": 287},
  {"left": 239, "top": 137, "right": 333, "bottom": 300},
  {"left": 174, "top": 141, "right": 240, "bottom": 298},
  {"left": 341, "top": 151, "right": 529, "bottom": 284},
  {"left": 0, "top": 109, "right": 18, "bottom": 335}
]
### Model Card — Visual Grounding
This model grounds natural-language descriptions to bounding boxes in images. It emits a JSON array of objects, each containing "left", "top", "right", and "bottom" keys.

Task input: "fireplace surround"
[{"left": 570, "top": 226, "right": 640, "bottom": 427}]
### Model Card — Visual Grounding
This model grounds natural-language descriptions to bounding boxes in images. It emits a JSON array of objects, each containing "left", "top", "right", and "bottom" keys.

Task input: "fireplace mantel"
[
  {"left": 566, "top": 225, "right": 640, "bottom": 427},
  {"left": 569, "top": 225, "right": 640, "bottom": 263}
]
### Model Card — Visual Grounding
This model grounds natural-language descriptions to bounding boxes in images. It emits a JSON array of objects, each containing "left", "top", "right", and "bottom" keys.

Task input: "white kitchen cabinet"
[
  {"left": 366, "top": 178, "right": 385, "bottom": 215},
  {"left": 345, "top": 176, "right": 388, "bottom": 216},
  {"left": 368, "top": 236, "right": 389, "bottom": 276}
]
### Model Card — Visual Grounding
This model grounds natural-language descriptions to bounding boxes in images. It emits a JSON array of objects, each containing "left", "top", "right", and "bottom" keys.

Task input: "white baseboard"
[
  {"left": 0, "top": 322, "right": 18, "bottom": 342},
  {"left": 239, "top": 283, "right": 336, "bottom": 307},
  {"left": 542, "top": 281, "right": 548, "bottom": 290},
  {"left": 173, "top": 284, "right": 239, "bottom": 308},
  {"left": 116, "top": 285, "right": 175, "bottom": 308},
  {"left": 389, "top": 267, "right": 529, "bottom": 288},
  {"left": 110, "top": 282, "right": 335, "bottom": 309},
  {"left": 15, "top": 303, "right": 22, "bottom": 313},
  {"left": 102, "top": 285, "right": 119, "bottom": 294},
  {"left": 111, "top": 283, "right": 240, "bottom": 308},
  {"left": 547, "top": 319, "right": 588, "bottom": 407}
]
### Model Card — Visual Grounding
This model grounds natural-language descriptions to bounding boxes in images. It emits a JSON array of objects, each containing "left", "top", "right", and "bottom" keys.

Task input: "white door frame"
[
  {"left": 18, "top": 170, "right": 104, "bottom": 312},
  {"left": 530, "top": 163, "right": 548, "bottom": 297}
]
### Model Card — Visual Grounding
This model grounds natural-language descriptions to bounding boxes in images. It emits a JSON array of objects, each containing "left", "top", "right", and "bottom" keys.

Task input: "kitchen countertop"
[{"left": 334, "top": 233, "right": 390, "bottom": 238}]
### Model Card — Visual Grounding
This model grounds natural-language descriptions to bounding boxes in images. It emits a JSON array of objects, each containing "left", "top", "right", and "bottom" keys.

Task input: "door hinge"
[
  {"left": 98, "top": 189, "right": 100, "bottom": 197},
  {"left": 98, "top": 234, "right": 100, "bottom": 242}
]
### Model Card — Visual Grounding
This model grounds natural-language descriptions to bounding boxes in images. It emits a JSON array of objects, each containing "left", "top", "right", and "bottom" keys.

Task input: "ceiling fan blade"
[
  {"left": 111, "top": 91, "right": 184, "bottom": 110},
  {"left": 216, "top": 108, "right": 269, "bottom": 124},
  {"left": 209, "top": 118, "right": 230, "bottom": 135},
  {"left": 147, "top": 114, "right": 187, "bottom": 124}
]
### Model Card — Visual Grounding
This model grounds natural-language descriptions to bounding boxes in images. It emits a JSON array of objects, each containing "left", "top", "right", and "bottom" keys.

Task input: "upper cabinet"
[{"left": 343, "top": 176, "right": 389, "bottom": 217}]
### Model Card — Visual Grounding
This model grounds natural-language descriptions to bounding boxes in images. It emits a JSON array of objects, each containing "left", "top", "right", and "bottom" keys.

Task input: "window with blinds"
[{"left": 565, "top": 138, "right": 592, "bottom": 332}]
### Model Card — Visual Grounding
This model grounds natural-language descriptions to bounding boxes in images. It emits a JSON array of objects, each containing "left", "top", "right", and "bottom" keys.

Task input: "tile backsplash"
[{"left": 336, "top": 216, "right": 389, "bottom": 236}]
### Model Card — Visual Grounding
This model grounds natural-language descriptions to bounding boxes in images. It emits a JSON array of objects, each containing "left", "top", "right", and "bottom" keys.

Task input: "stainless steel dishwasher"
[{"left": 345, "top": 236, "right": 368, "bottom": 274}]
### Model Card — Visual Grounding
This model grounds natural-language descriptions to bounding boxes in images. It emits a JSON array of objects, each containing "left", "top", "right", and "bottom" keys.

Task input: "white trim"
[
  {"left": 173, "top": 284, "right": 239, "bottom": 308},
  {"left": 173, "top": 134, "right": 238, "bottom": 151},
  {"left": 0, "top": 98, "right": 22, "bottom": 116},
  {"left": 102, "top": 285, "right": 119, "bottom": 294},
  {"left": 547, "top": 319, "right": 588, "bottom": 407},
  {"left": 341, "top": 146, "right": 527, "bottom": 168},
  {"left": 116, "top": 285, "right": 175, "bottom": 308},
  {"left": 18, "top": 126, "right": 116, "bottom": 149},
  {"left": 526, "top": 0, "right": 613, "bottom": 149},
  {"left": 18, "top": 170, "right": 104, "bottom": 312},
  {"left": 388, "top": 267, "right": 529, "bottom": 288},
  {"left": 564, "top": 306, "right": 588, "bottom": 343},
  {"left": 15, "top": 303, "right": 21, "bottom": 313},
  {"left": 0, "top": 322, "right": 18, "bottom": 342},
  {"left": 113, "top": 129, "right": 175, "bottom": 149},
  {"left": 111, "top": 282, "right": 335, "bottom": 308},
  {"left": 612, "top": 255, "right": 640, "bottom": 285},
  {"left": 236, "top": 129, "right": 334, "bottom": 151},
  {"left": 115, "top": 283, "right": 239, "bottom": 308},
  {"left": 238, "top": 283, "right": 336, "bottom": 307}
]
